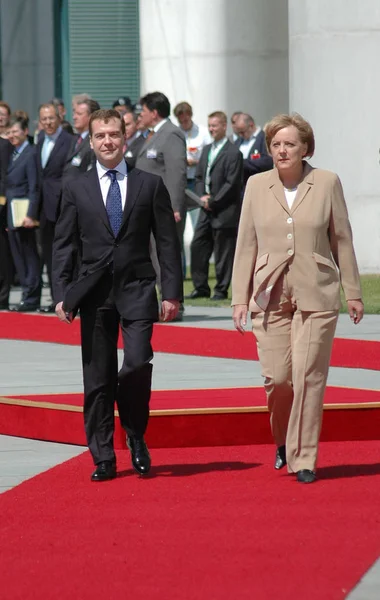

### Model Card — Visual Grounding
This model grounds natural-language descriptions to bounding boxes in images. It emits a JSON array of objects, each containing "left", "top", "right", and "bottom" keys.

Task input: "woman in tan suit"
[{"left": 232, "top": 113, "right": 363, "bottom": 483}]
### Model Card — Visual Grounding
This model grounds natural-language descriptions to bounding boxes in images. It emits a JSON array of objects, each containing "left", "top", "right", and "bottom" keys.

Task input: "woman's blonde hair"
[{"left": 264, "top": 113, "right": 315, "bottom": 158}]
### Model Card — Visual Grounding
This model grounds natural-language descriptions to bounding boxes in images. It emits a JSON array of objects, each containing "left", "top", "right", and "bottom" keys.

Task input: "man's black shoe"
[
  {"left": 210, "top": 294, "right": 227, "bottom": 301},
  {"left": 91, "top": 460, "right": 117, "bottom": 482},
  {"left": 127, "top": 436, "right": 151, "bottom": 476},
  {"left": 274, "top": 445, "right": 286, "bottom": 470},
  {"left": 11, "top": 302, "right": 39, "bottom": 312},
  {"left": 37, "top": 304, "right": 56, "bottom": 314},
  {"left": 185, "top": 290, "right": 210, "bottom": 299},
  {"left": 296, "top": 469, "right": 316, "bottom": 484}
]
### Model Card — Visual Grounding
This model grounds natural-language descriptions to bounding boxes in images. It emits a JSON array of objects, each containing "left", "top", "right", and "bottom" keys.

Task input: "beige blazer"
[{"left": 231, "top": 163, "right": 362, "bottom": 312}]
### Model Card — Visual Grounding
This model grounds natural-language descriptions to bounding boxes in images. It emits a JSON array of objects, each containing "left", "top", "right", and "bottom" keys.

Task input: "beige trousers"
[{"left": 251, "top": 269, "right": 339, "bottom": 472}]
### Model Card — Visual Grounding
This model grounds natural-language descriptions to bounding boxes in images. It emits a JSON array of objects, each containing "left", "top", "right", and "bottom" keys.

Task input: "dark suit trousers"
[
  {"left": 40, "top": 216, "right": 56, "bottom": 302},
  {"left": 80, "top": 276, "right": 154, "bottom": 464},
  {"left": 0, "top": 222, "right": 11, "bottom": 306},
  {"left": 190, "top": 212, "right": 237, "bottom": 297},
  {"left": 8, "top": 228, "right": 41, "bottom": 306}
]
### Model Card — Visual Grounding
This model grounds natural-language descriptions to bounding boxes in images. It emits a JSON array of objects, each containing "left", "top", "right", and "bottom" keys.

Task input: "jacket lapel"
[
  {"left": 209, "top": 140, "right": 229, "bottom": 172},
  {"left": 268, "top": 169, "right": 290, "bottom": 214},
  {"left": 119, "top": 166, "right": 143, "bottom": 232},
  {"left": 84, "top": 168, "right": 113, "bottom": 235},
  {"left": 44, "top": 131, "right": 65, "bottom": 169},
  {"left": 290, "top": 162, "right": 314, "bottom": 214},
  {"left": 8, "top": 145, "right": 30, "bottom": 174}
]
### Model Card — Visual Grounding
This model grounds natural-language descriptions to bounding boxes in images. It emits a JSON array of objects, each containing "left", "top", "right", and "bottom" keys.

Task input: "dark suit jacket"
[
  {"left": 135, "top": 120, "right": 187, "bottom": 214},
  {"left": 37, "top": 129, "right": 73, "bottom": 223},
  {"left": 63, "top": 134, "right": 95, "bottom": 182},
  {"left": 195, "top": 140, "right": 243, "bottom": 229},
  {"left": 52, "top": 163, "right": 183, "bottom": 319},
  {"left": 235, "top": 129, "right": 273, "bottom": 187},
  {"left": 0, "top": 138, "right": 13, "bottom": 223},
  {"left": 124, "top": 134, "right": 146, "bottom": 169},
  {"left": 6, "top": 144, "right": 39, "bottom": 229}
]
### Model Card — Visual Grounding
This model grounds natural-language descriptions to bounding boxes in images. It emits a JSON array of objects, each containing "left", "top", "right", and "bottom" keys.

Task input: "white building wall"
[
  {"left": 139, "top": 0, "right": 289, "bottom": 130},
  {"left": 289, "top": 0, "right": 380, "bottom": 272}
]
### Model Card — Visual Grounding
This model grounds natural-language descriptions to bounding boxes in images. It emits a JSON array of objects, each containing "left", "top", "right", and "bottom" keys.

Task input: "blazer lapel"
[
  {"left": 268, "top": 169, "right": 290, "bottom": 214},
  {"left": 44, "top": 131, "right": 65, "bottom": 169},
  {"left": 209, "top": 140, "right": 229, "bottom": 172},
  {"left": 290, "top": 162, "right": 314, "bottom": 214},
  {"left": 84, "top": 168, "right": 113, "bottom": 235},
  {"left": 119, "top": 166, "right": 143, "bottom": 233}
]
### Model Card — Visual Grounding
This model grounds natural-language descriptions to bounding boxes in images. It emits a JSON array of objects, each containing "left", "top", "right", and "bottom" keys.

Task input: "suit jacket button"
[
  {"left": 287, "top": 249, "right": 294, "bottom": 256},
  {"left": 287, "top": 217, "right": 293, "bottom": 224},
  {"left": 114, "top": 243, "right": 119, "bottom": 247}
]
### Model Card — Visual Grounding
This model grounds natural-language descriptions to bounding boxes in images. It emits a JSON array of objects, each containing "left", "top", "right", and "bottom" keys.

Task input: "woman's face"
[{"left": 270, "top": 126, "right": 308, "bottom": 174}]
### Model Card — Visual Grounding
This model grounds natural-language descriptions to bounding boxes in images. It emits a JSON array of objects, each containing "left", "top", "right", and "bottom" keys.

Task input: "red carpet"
[
  {"left": 0, "top": 312, "right": 379, "bottom": 369},
  {"left": 1, "top": 441, "right": 380, "bottom": 599}
]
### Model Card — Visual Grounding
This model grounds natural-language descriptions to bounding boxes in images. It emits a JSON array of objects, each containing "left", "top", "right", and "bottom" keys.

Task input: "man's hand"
[
  {"left": 55, "top": 301, "right": 73, "bottom": 324},
  {"left": 233, "top": 304, "right": 248, "bottom": 334},
  {"left": 173, "top": 211, "right": 181, "bottom": 222},
  {"left": 22, "top": 216, "right": 35, "bottom": 228},
  {"left": 201, "top": 194, "right": 211, "bottom": 211},
  {"left": 160, "top": 299, "right": 180, "bottom": 322},
  {"left": 347, "top": 299, "right": 364, "bottom": 324}
]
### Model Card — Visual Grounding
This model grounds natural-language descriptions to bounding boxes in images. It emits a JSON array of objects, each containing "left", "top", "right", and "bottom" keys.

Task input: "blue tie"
[{"left": 106, "top": 170, "right": 123, "bottom": 236}]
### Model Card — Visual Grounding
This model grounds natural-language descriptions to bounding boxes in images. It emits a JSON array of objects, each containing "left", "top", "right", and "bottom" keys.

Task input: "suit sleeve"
[
  {"left": 162, "top": 132, "right": 187, "bottom": 213},
  {"left": 328, "top": 174, "right": 362, "bottom": 300},
  {"left": 231, "top": 177, "right": 258, "bottom": 305},
  {"left": 52, "top": 183, "right": 80, "bottom": 303},
  {"left": 25, "top": 151, "right": 39, "bottom": 220},
  {"left": 208, "top": 150, "right": 243, "bottom": 211},
  {"left": 152, "top": 177, "right": 183, "bottom": 302},
  {"left": 194, "top": 147, "right": 207, "bottom": 197}
]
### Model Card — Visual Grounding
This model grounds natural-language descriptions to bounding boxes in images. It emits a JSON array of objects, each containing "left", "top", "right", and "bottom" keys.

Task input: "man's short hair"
[
  {"left": 13, "top": 110, "right": 30, "bottom": 127},
  {"left": 89, "top": 108, "right": 126, "bottom": 136},
  {"left": 140, "top": 92, "right": 170, "bottom": 119},
  {"left": 38, "top": 103, "right": 60, "bottom": 118},
  {"left": 77, "top": 99, "right": 101, "bottom": 115},
  {"left": 238, "top": 113, "right": 255, "bottom": 127},
  {"left": 0, "top": 101, "right": 11, "bottom": 116},
  {"left": 72, "top": 93, "right": 92, "bottom": 105},
  {"left": 208, "top": 111, "right": 227, "bottom": 124},
  {"left": 173, "top": 102, "right": 192, "bottom": 118},
  {"left": 230, "top": 111, "right": 243, "bottom": 123},
  {"left": 51, "top": 97, "right": 65, "bottom": 108},
  {"left": 123, "top": 107, "right": 138, "bottom": 122},
  {"left": 8, "top": 115, "right": 28, "bottom": 131}
]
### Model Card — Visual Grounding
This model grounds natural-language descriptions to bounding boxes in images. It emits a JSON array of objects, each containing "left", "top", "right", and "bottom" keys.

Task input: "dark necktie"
[
  {"left": 12, "top": 149, "right": 19, "bottom": 162},
  {"left": 106, "top": 170, "right": 123, "bottom": 236},
  {"left": 74, "top": 135, "right": 82, "bottom": 152}
]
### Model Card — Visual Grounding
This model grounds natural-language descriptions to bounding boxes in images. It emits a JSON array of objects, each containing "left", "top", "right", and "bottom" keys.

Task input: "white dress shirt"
[
  {"left": 41, "top": 126, "right": 63, "bottom": 168},
  {"left": 238, "top": 127, "right": 262, "bottom": 159},
  {"left": 96, "top": 159, "right": 128, "bottom": 209},
  {"left": 180, "top": 122, "right": 211, "bottom": 179},
  {"left": 284, "top": 187, "right": 298, "bottom": 210}
]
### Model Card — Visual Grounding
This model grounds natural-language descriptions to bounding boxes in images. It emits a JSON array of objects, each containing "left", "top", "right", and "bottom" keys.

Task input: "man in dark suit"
[
  {"left": 0, "top": 135, "right": 13, "bottom": 309},
  {"left": 37, "top": 103, "right": 73, "bottom": 312},
  {"left": 187, "top": 111, "right": 243, "bottom": 300},
  {"left": 6, "top": 116, "right": 41, "bottom": 311},
  {"left": 123, "top": 108, "right": 145, "bottom": 169},
  {"left": 234, "top": 113, "right": 273, "bottom": 191},
  {"left": 136, "top": 92, "right": 187, "bottom": 319},
  {"left": 63, "top": 98, "right": 100, "bottom": 181},
  {"left": 53, "top": 109, "right": 183, "bottom": 482}
]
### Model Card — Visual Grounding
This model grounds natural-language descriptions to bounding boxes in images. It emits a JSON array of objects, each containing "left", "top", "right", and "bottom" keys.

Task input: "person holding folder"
[{"left": 6, "top": 116, "right": 41, "bottom": 311}]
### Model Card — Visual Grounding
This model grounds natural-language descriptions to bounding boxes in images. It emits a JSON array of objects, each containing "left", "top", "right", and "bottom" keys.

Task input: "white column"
[
  {"left": 289, "top": 0, "right": 380, "bottom": 272},
  {"left": 139, "top": 0, "right": 288, "bottom": 129}
]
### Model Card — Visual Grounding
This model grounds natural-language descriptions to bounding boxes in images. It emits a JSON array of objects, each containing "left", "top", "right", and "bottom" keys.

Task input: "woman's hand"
[
  {"left": 347, "top": 299, "right": 364, "bottom": 324},
  {"left": 233, "top": 304, "right": 248, "bottom": 334}
]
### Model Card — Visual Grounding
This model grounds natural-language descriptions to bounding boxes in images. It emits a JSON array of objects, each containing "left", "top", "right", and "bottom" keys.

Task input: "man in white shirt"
[
  {"left": 53, "top": 109, "right": 182, "bottom": 482},
  {"left": 234, "top": 113, "right": 273, "bottom": 191}
]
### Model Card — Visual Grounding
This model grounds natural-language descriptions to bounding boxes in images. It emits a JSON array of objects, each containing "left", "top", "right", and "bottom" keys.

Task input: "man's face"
[
  {"left": 208, "top": 117, "right": 227, "bottom": 142},
  {"left": 73, "top": 103, "right": 90, "bottom": 133},
  {"left": 123, "top": 112, "right": 137, "bottom": 140},
  {"left": 90, "top": 118, "right": 125, "bottom": 167},
  {"left": 139, "top": 104, "right": 156, "bottom": 129},
  {"left": 136, "top": 113, "right": 145, "bottom": 131},
  {"left": 57, "top": 104, "right": 66, "bottom": 119},
  {"left": 0, "top": 108, "right": 9, "bottom": 129},
  {"left": 177, "top": 112, "right": 192, "bottom": 131},
  {"left": 39, "top": 106, "right": 60, "bottom": 136},
  {"left": 7, "top": 123, "right": 28, "bottom": 147},
  {"left": 234, "top": 117, "right": 254, "bottom": 140},
  {"left": 231, "top": 114, "right": 242, "bottom": 135}
]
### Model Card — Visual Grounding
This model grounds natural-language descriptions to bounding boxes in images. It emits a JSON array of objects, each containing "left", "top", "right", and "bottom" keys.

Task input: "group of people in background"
[{"left": 0, "top": 92, "right": 273, "bottom": 316}]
